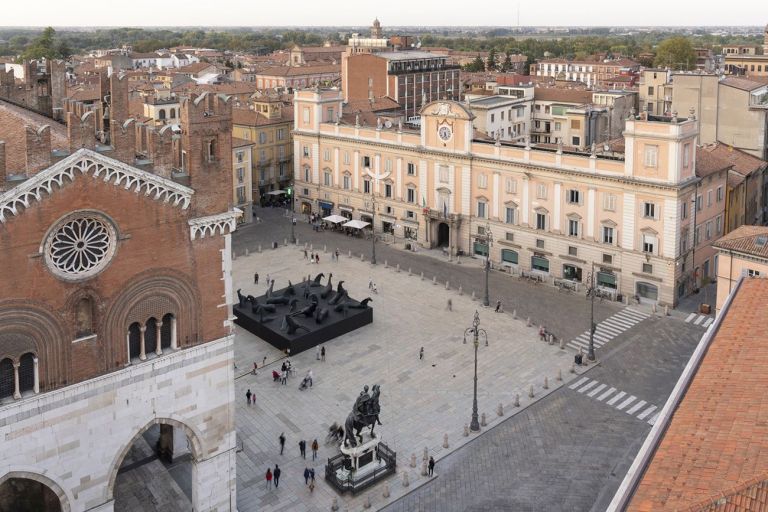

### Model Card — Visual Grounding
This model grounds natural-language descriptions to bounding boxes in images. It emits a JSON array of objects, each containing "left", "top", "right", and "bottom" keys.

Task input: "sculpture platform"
[{"left": 233, "top": 276, "right": 373, "bottom": 355}]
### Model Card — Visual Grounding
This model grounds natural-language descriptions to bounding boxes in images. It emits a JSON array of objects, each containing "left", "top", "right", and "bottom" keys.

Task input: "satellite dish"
[{"left": 384, "top": 120, "right": 392, "bottom": 129}]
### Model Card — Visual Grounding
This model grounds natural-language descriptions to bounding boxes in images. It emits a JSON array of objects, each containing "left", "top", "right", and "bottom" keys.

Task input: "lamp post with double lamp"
[
  {"left": 483, "top": 222, "right": 493, "bottom": 307},
  {"left": 463, "top": 310, "right": 488, "bottom": 432},
  {"left": 585, "top": 262, "right": 596, "bottom": 362},
  {"left": 288, "top": 187, "right": 296, "bottom": 244},
  {"left": 370, "top": 193, "right": 377, "bottom": 265}
]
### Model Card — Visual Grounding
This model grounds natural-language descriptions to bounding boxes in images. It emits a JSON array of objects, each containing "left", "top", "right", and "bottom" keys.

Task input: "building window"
[
  {"left": 324, "top": 172, "right": 332, "bottom": 186},
  {"left": 696, "top": 194, "right": 703, "bottom": 212},
  {"left": 343, "top": 175, "right": 350, "bottom": 190},
  {"left": 644, "top": 145, "right": 658, "bottom": 168},
  {"left": 716, "top": 186, "right": 723, "bottom": 202},
  {"left": 302, "top": 107, "right": 310, "bottom": 123},
  {"left": 536, "top": 184, "right": 547, "bottom": 199},
  {"left": 642, "top": 263, "right": 653, "bottom": 274},
  {"left": 531, "top": 255, "right": 550, "bottom": 273},
  {"left": 303, "top": 146, "right": 310, "bottom": 157},
  {"left": 259, "top": 132, "right": 267, "bottom": 144},
  {"left": 681, "top": 201, "right": 688, "bottom": 220},
  {"left": 236, "top": 186, "right": 246, "bottom": 204},
  {"left": 505, "top": 178, "right": 517, "bottom": 194},
  {"left": 385, "top": 159, "right": 392, "bottom": 172},
  {"left": 568, "top": 219, "right": 579, "bottom": 237},
  {"left": 406, "top": 188, "right": 416, "bottom": 203},
  {"left": 716, "top": 215, "right": 722, "bottom": 235},
  {"left": 406, "top": 210, "right": 416, "bottom": 220},
  {"left": 236, "top": 167, "right": 244, "bottom": 184},
  {"left": 490, "top": 113, "right": 495, "bottom": 122},
  {"left": 478, "top": 174, "right": 488, "bottom": 188},
  {"left": 643, "top": 202, "right": 656, "bottom": 219},
  {"left": 596, "top": 270, "right": 617, "bottom": 289},
  {"left": 567, "top": 189, "right": 581, "bottom": 204},
  {"left": 570, "top": 119, "right": 580, "bottom": 129},
  {"left": 363, "top": 180, "right": 371, "bottom": 194},
  {"left": 303, "top": 167, "right": 310, "bottom": 182},
  {"left": 477, "top": 201, "right": 487, "bottom": 218},
  {"left": 536, "top": 213, "right": 546, "bottom": 230},
  {"left": 695, "top": 227, "right": 700, "bottom": 246},
  {"left": 603, "top": 193, "right": 616, "bottom": 211},
  {"left": 707, "top": 189, "right": 712, "bottom": 207},
  {"left": 385, "top": 184, "right": 392, "bottom": 198},
  {"left": 602, "top": 226, "right": 614, "bottom": 244},
  {"left": 407, "top": 162, "right": 416, "bottom": 175},
  {"left": 642, "top": 234, "right": 656, "bottom": 254},
  {"left": 505, "top": 232, "right": 514, "bottom": 242},
  {"left": 343, "top": 151, "right": 350, "bottom": 164},
  {"left": 572, "top": 136, "right": 581, "bottom": 146},
  {"left": 554, "top": 122, "right": 562, "bottom": 131},
  {"left": 277, "top": 128, "right": 285, "bottom": 141},
  {"left": 327, "top": 107, "right": 335, "bottom": 120},
  {"left": 439, "top": 166, "right": 449, "bottom": 183},
  {"left": 501, "top": 249, "right": 518, "bottom": 265},
  {"left": 705, "top": 221, "right": 712, "bottom": 240},
  {"left": 648, "top": 86, "right": 654, "bottom": 96},
  {"left": 505, "top": 207, "right": 516, "bottom": 224},
  {"left": 602, "top": 253, "right": 613, "bottom": 264},
  {"left": 683, "top": 143, "right": 691, "bottom": 168},
  {"left": 363, "top": 156, "right": 371, "bottom": 167},
  {"left": 568, "top": 246, "right": 578, "bottom": 257},
  {"left": 236, "top": 150, "right": 244, "bottom": 163},
  {"left": 323, "top": 149, "right": 331, "bottom": 162},
  {"left": 748, "top": 269, "right": 761, "bottom": 277}
]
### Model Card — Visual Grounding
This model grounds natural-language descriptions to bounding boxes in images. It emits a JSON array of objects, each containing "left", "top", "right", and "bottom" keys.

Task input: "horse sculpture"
[{"left": 344, "top": 384, "right": 382, "bottom": 447}]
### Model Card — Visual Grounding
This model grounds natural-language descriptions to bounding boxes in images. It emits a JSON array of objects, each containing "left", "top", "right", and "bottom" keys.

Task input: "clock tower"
[{"left": 419, "top": 100, "right": 475, "bottom": 153}]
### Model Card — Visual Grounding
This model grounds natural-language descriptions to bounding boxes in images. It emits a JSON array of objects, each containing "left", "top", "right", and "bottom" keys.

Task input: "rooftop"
[
  {"left": 713, "top": 225, "right": 768, "bottom": 259},
  {"left": 376, "top": 51, "right": 447, "bottom": 61},
  {"left": 626, "top": 277, "right": 768, "bottom": 512},
  {"left": 698, "top": 142, "right": 768, "bottom": 177},
  {"left": 469, "top": 95, "right": 528, "bottom": 108}
]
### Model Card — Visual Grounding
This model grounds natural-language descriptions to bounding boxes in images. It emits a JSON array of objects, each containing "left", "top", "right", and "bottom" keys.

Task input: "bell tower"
[
  {"left": 371, "top": 18, "right": 382, "bottom": 39},
  {"left": 764, "top": 24, "right": 768, "bottom": 55}
]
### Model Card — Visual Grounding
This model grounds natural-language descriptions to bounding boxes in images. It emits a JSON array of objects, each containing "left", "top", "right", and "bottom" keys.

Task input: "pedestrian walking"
[
  {"left": 281, "top": 370, "right": 287, "bottom": 385},
  {"left": 316, "top": 346, "right": 321, "bottom": 360},
  {"left": 310, "top": 468, "right": 315, "bottom": 485},
  {"left": 316, "top": 254, "right": 320, "bottom": 264},
  {"left": 246, "top": 389, "right": 252, "bottom": 405},
  {"left": 321, "top": 346, "right": 326, "bottom": 362},
  {"left": 265, "top": 468, "right": 272, "bottom": 490},
  {"left": 299, "top": 439, "right": 306, "bottom": 459},
  {"left": 311, "top": 439, "right": 319, "bottom": 460},
  {"left": 309, "top": 478, "right": 315, "bottom": 493},
  {"left": 273, "top": 465, "right": 281, "bottom": 488},
  {"left": 252, "top": 361, "right": 258, "bottom": 375},
  {"left": 419, "top": 347, "right": 424, "bottom": 360},
  {"left": 335, "top": 249, "right": 340, "bottom": 261},
  {"left": 368, "top": 278, "right": 373, "bottom": 290},
  {"left": 495, "top": 300, "right": 502, "bottom": 313},
  {"left": 254, "top": 272, "right": 259, "bottom": 284},
  {"left": 428, "top": 456, "right": 435, "bottom": 476},
  {"left": 306, "top": 369, "right": 313, "bottom": 387},
  {"left": 304, "top": 249, "right": 308, "bottom": 259},
  {"left": 446, "top": 298, "right": 452, "bottom": 311},
  {"left": 304, "top": 467, "right": 310, "bottom": 485},
  {"left": 266, "top": 274, "right": 271, "bottom": 288},
  {"left": 279, "top": 433, "right": 286, "bottom": 455}
]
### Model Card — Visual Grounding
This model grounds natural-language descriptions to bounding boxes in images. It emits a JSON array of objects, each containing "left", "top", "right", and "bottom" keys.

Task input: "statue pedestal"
[{"left": 326, "top": 433, "right": 397, "bottom": 495}]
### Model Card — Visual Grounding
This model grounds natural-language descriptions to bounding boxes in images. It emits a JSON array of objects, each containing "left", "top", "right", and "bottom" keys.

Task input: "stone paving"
[{"left": 232, "top": 244, "right": 589, "bottom": 512}]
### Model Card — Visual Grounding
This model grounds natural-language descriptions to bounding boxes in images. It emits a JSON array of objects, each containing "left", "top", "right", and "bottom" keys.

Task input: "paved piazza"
[{"left": 232, "top": 244, "right": 584, "bottom": 512}]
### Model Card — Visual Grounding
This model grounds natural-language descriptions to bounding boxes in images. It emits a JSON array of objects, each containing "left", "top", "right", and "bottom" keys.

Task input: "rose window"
[{"left": 44, "top": 213, "right": 117, "bottom": 280}]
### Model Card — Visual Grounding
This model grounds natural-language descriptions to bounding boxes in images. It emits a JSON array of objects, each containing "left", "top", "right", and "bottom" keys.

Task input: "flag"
[
  {"left": 422, "top": 195, "right": 426, "bottom": 208},
  {"left": 443, "top": 201, "right": 448, "bottom": 218}
]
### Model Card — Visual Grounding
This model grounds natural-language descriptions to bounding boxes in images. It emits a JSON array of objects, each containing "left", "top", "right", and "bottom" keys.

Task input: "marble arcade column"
[
  {"left": 12, "top": 362, "right": 20, "bottom": 399},
  {"left": 170, "top": 316, "right": 178, "bottom": 350},
  {"left": 32, "top": 356, "right": 39, "bottom": 394},
  {"left": 139, "top": 325, "right": 147, "bottom": 361},
  {"left": 155, "top": 321, "right": 163, "bottom": 356}
]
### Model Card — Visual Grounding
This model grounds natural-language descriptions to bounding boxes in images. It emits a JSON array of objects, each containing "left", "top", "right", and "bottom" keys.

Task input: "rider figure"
[{"left": 354, "top": 385, "right": 370, "bottom": 421}]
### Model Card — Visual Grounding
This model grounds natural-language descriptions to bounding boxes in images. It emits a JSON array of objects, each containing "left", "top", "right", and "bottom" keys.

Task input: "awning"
[
  {"left": 318, "top": 201, "right": 334, "bottom": 209},
  {"left": 339, "top": 206, "right": 353, "bottom": 212},
  {"left": 323, "top": 215, "right": 347, "bottom": 224},
  {"left": 266, "top": 189, "right": 287, "bottom": 196},
  {"left": 343, "top": 220, "right": 371, "bottom": 230}
]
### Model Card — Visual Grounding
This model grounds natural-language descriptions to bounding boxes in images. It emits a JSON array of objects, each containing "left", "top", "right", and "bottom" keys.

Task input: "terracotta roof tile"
[
  {"left": 626, "top": 278, "right": 768, "bottom": 511},
  {"left": 713, "top": 225, "right": 768, "bottom": 259}
]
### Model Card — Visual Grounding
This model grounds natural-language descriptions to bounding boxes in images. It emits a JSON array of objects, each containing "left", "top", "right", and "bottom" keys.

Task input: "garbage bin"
[
  {"left": 574, "top": 353, "right": 583, "bottom": 366},
  {"left": 700, "top": 304, "right": 711, "bottom": 315},
  {"left": 272, "top": 241, "right": 278, "bottom": 249}
]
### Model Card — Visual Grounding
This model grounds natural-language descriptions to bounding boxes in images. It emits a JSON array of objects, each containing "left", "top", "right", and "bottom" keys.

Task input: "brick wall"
[{"left": 25, "top": 125, "right": 51, "bottom": 175}]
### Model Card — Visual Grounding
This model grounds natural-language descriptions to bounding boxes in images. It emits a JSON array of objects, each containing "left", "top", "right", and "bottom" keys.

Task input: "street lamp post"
[
  {"left": 370, "top": 193, "right": 377, "bottom": 265},
  {"left": 586, "top": 262, "right": 596, "bottom": 362},
  {"left": 464, "top": 311, "right": 488, "bottom": 432},
  {"left": 289, "top": 188, "right": 296, "bottom": 244},
  {"left": 483, "top": 223, "right": 493, "bottom": 307}
]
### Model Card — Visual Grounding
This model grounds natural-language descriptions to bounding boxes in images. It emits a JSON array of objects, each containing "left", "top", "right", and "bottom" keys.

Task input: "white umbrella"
[
  {"left": 266, "top": 190, "right": 287, "bottom": 196},
  {"left": 323, "top": 215, "right": 347, "bottom": 224},
  {"left": 343, "top": 220, "right": 371, "bottom": 230}
]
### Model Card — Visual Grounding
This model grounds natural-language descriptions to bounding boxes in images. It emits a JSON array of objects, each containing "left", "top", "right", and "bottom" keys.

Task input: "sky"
[{"left": 0, "top": 0, "right": 765, "bottom": 27}]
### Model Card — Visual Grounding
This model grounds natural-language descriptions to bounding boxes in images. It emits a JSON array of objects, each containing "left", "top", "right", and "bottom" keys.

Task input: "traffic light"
[{"left": 286, "top": 187, "right": 292, "bottom": 197}]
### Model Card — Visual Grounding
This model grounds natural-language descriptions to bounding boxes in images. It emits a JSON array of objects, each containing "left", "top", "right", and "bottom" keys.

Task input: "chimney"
[{"left": 25, "top": 125, "right": 52, "bottom": 176}]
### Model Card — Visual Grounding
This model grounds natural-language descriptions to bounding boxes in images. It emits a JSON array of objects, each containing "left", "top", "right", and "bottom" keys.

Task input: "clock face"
[{"left": 438, "top": 125, "right": 452, "bottom": 142}]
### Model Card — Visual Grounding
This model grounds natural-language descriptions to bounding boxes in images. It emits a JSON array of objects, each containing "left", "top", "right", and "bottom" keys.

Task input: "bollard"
[
  {"left": 497, "top": 403, "right": 504, "bottom": 416},
  {"left": 423, "top": 447, "right": 429, "bottom": 462},
  {"left": 410, "top": 453, "right": 416, "bottom": 468},
  {"left": 324, "top": 245, "right": 327, "bottom": 253},
  {"left": 457, "top": 256, "right": 461, "bottom": 264},
  {"left": 348, "top": 250, "right": 351, "bottom": 258},
  {"left": 232, "top": 252, "right": 237, "bottom": 260},
  {"left": 384, "top": 260, "right": 388, "bottom": 268},
  {"left": 360, "top": 253, "right": 365, "bottom": 261},
  {"left": 480, "top": 413, "right": 487, "bottom": 427},
  {"left": 458, "top": 285, "right": 463, "bottom": 296},
  {"left": 408, "top": 268, "right": 412, "bottom": 276},
  {"left": 664, "top": 305, "right": 669, "bottom": 316},
  {"left": 383, "top": 482, "right": 390, "bottom": 498},
  {"left": 402, "top": 471, "right": 409, "bottom": 487},
  {"left": 433, "top": 276, "right": 437, "bottom": 285},
  {"left": 544, "top": 377, "right": 549, "bottom": 389},
  {"left": 295, "top": 237, "right": 299, "bottom": 245},
  {"left": 445, "top": 281, "right": 450, "bottom": 290},
  {"left": 526, "top": 317, "right": 532, "bottom": 327},
  {"left": 421, "top": 460, "right": 428, "bottom": 476},
  {"left": 514, "top": 393, "right": 520, "bottom": 407},
  {"left": 310, "top": 244, "right": 314, "bottom": 251},
  {"left": 512, "top": 309, "right": 517, "bottom": 319},
  {"left": 245, "top": 248, "right": 249, "bottom": 256},
  {"left": 652, "top": 303, "right": 657, "bottom": 314},
  {"left": 471, "top": 291, "right": 476, "bottom": 301},
  {"left": 528, "top": 385, "right": 534, "bottom": 398},
  {"left": 420, "top": 272, "right": 424, "bottom": 281},
  {"left": 363, "top": 496, "right": 371, "bottom": 509},
  {"left": 304, "top": 242, "right": 308, "bottom": 250},
  {"left": 443, "top": 433, "right": 449, "bottom": 449},
  {"left": 560, "top": 337, "right": 565, "bottom": 350},
  {"left": 284, "top": 238, "right": 288, "bottom": 246},
  {"left": 463, "top": 424, "right": 469, "bottom": 437},
  {"left": 570, "top": 364, "right": 576, "bottom": 374},
  {"left": 396, "top": 263, "right": 401, "bottom": 273},
  {"left": 331, "top": 497, "right": 339, "bottom": 511},
  {"left": 557, "top": 369, "right": 562, "bottom": 381},
  {"left": 258, "top": 244, "right": 262, "bottom": 253}
]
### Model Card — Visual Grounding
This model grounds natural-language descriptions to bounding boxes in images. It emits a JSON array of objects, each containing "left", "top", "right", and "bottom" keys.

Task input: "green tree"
[
  {"left": 463, "top": 54, "right": 485, "bottom": 72},
  {"left": 501, "top": 52, "right": 513, "bottom": 72},
  {"left": 653, "top": 36, "right": 697, "bottom": 70},
  {"left": 20, "top": 27, "right": 69, "bottom": 61},
  {"left": 486, "top": 47, "right": 498, "bottom": 71}
]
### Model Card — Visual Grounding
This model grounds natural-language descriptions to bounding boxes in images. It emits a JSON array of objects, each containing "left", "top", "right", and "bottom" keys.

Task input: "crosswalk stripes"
[
  {"left": 685, "top": 313, "right": 714, "bottom": 328},
  {"left": 566, "top": 308, "right": 650, "bottom": 352},
  {"left": 568, "top": 377, "right": 661, "bottom": 424}
]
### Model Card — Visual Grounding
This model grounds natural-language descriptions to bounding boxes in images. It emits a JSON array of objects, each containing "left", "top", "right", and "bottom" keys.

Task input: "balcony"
[{"left": 257, "top": 157, "right": 273, "bottom": 167}]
